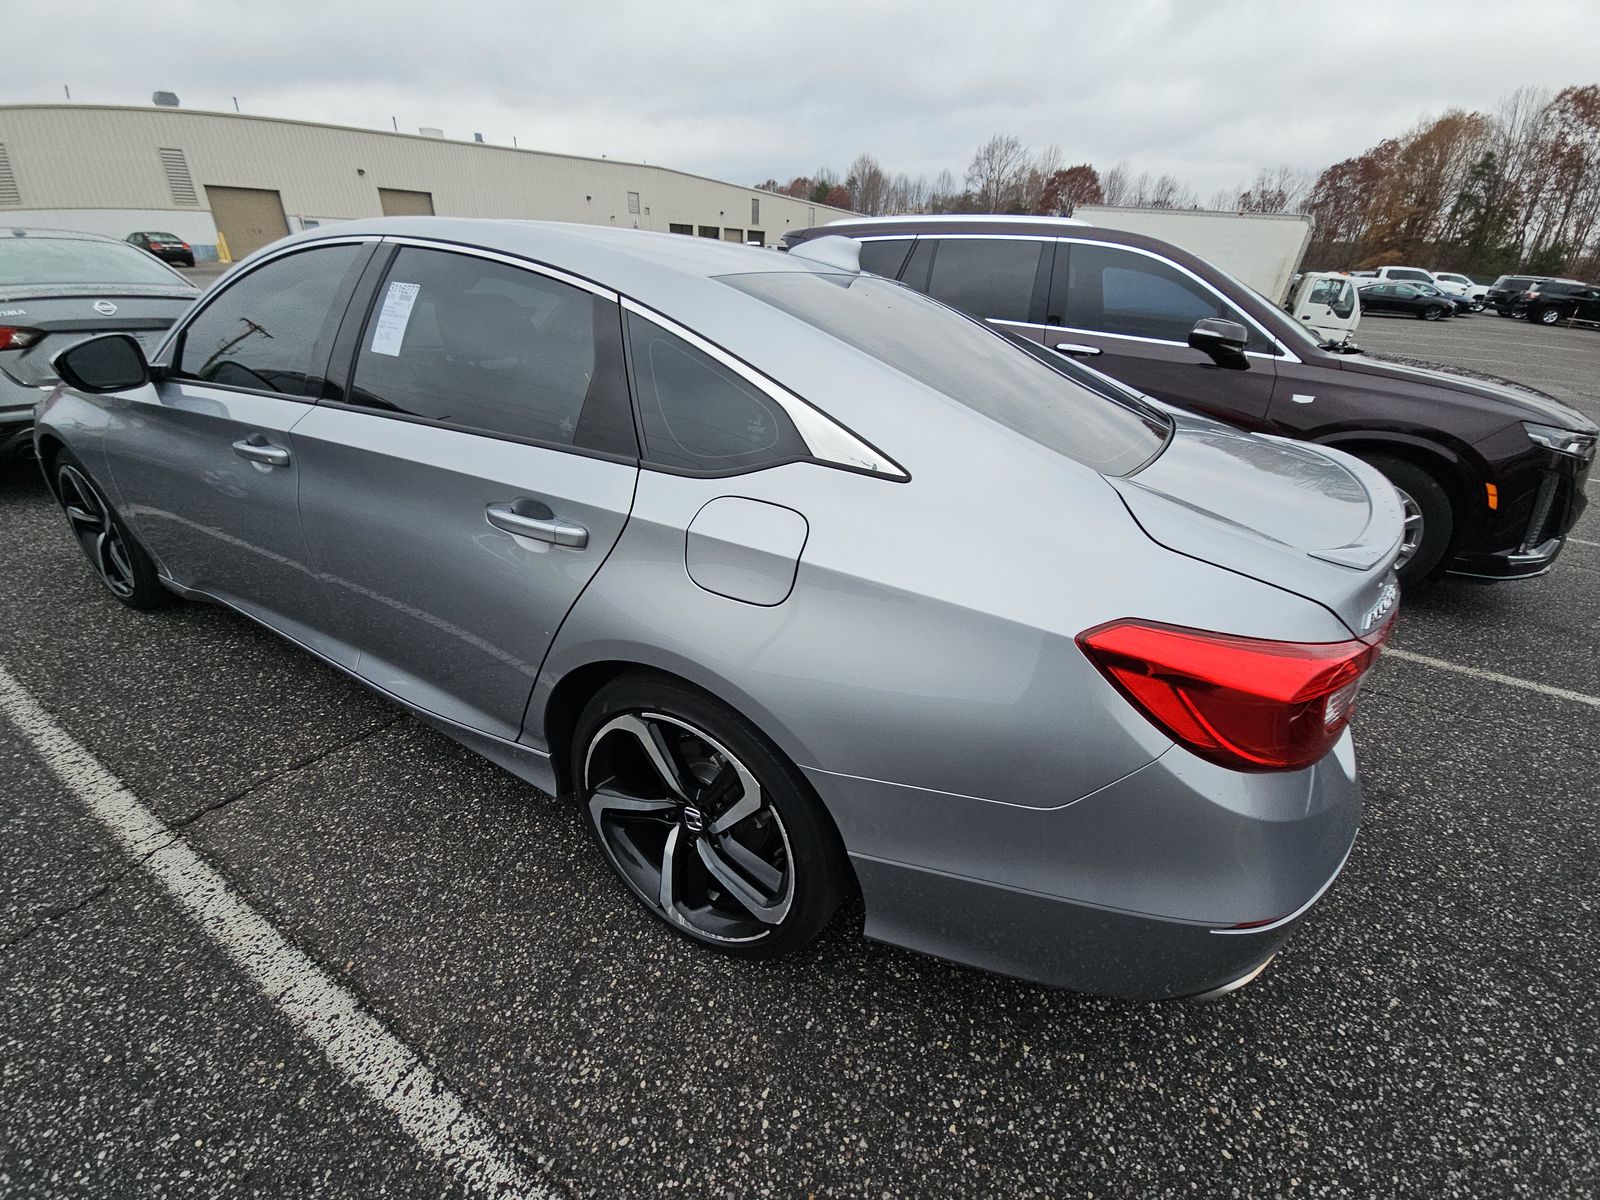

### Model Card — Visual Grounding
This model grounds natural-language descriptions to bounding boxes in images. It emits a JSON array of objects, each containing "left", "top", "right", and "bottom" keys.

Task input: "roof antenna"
[{"left": 64, "top": 84, "right": 71, "bottom": 100}]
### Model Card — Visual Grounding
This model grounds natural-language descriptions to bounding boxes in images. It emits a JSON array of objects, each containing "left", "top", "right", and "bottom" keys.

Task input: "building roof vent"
[
  {"left": 0, "top": 144, "right": 20, "bottom": 206},
  {"left": 158, "top": 147, "right": 198, "bottom": 206},
  {"left": 419, "top": 127, "right": 444, "bottom": 138},
  {"left": 152, "top": 91, "right": 180, "bottom": 108}
]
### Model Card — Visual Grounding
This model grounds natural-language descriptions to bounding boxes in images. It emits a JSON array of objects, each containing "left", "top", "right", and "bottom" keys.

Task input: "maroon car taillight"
[{"left": 1077, "top": 618, "right": 1393, "bottom": 772}]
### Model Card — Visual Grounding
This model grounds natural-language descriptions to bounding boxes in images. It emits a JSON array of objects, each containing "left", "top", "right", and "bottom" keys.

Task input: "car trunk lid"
[
  {"left": 0, "top": 291, "right": 197, "bottom": 388},
  {"left": 1110, "top": 409, "right": 1403, "bottom": 636}
]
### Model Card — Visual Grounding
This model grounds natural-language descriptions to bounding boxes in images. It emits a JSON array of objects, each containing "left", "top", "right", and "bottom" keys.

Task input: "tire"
[
  {"left": 572, "top": 672, "right": 846, "bottom": 959},
  {"left": 1536, "top": 306, "right": 1563, "bottom": 325},
  {"left": 50, "top": 449, "right": 174, "bottom": 610},
  {"left": 1361, "top": 454, "right": 1455, "bottom": 586},
  {"left": 1420, "top": 305, "right": 1446, "bottom": 321}
]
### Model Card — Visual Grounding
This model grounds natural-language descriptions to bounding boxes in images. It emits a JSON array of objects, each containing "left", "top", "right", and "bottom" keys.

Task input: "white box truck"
[{"left": 1071, "top": 205, "right": 1313, "bottom": 305}]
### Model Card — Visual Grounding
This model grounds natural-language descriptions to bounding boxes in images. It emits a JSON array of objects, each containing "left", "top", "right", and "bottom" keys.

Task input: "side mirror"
[
  {"left": 1188, "top": 318, "right": 1250, "bottom": 368},
  {"left": 53, "top": 333, "right": 151, "bottom": 393}
]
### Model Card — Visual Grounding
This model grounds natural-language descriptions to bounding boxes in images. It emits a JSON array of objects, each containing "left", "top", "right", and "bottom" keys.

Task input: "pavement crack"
[{"left": 166, "top": 714, "right": 408, "bottom": 832}]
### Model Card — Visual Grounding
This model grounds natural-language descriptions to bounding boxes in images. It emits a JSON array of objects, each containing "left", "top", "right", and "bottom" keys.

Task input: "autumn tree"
[{"left": 1034, "top": 164, "right": 1104, "bottom": 215}]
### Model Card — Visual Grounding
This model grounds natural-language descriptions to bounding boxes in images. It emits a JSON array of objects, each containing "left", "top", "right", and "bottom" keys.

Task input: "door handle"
[
  {"left": 485, "top": 501, "right": 589, "bottom": 548},
  {"left": 1053, "top": 342, "right": 1104, "bottom": 357},
  {"left": 232, "top": 435, "right": 291, "bottom": 467}
]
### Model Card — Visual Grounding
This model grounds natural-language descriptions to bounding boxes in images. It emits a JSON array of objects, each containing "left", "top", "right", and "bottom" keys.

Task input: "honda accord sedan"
[{"left": 36, "top": 219, "right": 1402, "bottom": 1000}]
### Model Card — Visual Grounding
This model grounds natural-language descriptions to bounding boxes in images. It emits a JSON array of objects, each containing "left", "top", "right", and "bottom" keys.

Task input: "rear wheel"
[
  {"left": 573, "top": 673, "right": 846, "bottom": 959},
  {"left": 52, "top": 450, "right": 173, "bottom": 609},
  {"left": 1536, "top": 306, "right": 1563, "bottom": 325},
  {"left": 1361, "top": 454, "right": 1454, "bottom": 586}
]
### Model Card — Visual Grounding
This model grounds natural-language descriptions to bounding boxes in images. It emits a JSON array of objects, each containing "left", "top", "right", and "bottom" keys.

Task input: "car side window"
[
  {"left": 624, "top": 311, "right": 809, "bottom": 473},
  {"left": 923, "top": 238, "right": 1045, "bottom": 323},
  {"left": 856, "top": 239, "right": 913, "bottom": 280},
  {"left": 346, "top": 247, "right": 637, "bottom": 456},
  {"left": 1055, "top": 242, "right": 1270, "bottom": 351},
  {"left": 1394, "top": 285, "right": 1419, "bottom": 298},
  {"left": 175, "top": 244, "right": 362, "bottom": 395}
]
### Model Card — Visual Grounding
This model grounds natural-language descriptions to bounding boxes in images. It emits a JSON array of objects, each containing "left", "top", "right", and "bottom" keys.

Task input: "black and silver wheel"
[
  {"left": 1536, "top": 306, "right": 1563, "bottom": 325},
  {"left": 53, "top": 451, "right": 172, "bottom": 609},
  {"left": 1362, "top": 453, "right": 1454, "bottom": 586},
  {"left": 573, "top": 674, "right": 845, "bottom": 958},
  {"left": 1420, "top": 304, "right": 1446, "bottom": 321}
]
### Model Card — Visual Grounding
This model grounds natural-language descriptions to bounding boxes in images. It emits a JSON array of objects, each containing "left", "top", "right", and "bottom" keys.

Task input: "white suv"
[{"left": 1432, "top": 272, "right": 1489, "bottom": 301}]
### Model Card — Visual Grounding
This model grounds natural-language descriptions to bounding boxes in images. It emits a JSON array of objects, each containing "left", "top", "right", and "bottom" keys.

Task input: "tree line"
[{"left": 755, "top": 84, "right": 1600, "bottom": 279}]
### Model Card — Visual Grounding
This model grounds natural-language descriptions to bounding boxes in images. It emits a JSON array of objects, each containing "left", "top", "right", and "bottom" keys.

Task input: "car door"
[
  {"left": 901, "top": 235, "right": 1053, "bottom": 345},
  {"left": 1361, "top": 285, "right": 1397, "bottom": 315},
  {"left": 291, "top": 241, "right": 640, "bottom": 741},
  {"left": 1038, "top": 239, "right": 1278, "bottom": 426},
  {"left": 101, "top": 239, "right": 375, "bottom": 663}
]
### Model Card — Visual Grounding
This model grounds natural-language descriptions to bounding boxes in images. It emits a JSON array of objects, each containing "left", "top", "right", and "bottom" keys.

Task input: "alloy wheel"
[
  {"left": 584, "top": 711, "right": 795, "bottom": 943},
  {"left": 1539, "top": 307, "right": 1561, "bottom": 325},
  {"left": 1392, "top": 484, "right": 1425, "bottom": 571},
  {"left": 57, "top": 464, "right": 136, "bottom": 598}
]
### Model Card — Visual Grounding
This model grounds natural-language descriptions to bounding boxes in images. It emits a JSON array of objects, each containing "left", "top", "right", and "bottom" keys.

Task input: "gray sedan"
[{"left": 36, "top": 219, "right": 1402, "bottom": 1000}]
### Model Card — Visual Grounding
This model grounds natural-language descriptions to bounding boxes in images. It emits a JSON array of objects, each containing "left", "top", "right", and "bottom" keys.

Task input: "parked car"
[
  {"left": 1348, "top": 265, "right": 1443, "bottom": 290},
  {"left": 1432, "top": 272, "right": 1489, "bottom": 302},
  {"left": 1485, "top": 274, "right": 1565, "bottom": 313},
  {"left": 1403, "top": 280, "right": 1478, "bottom": 316},
  {"left": 36, "top": 217, "right": 1405, "bottom": 1002},
  {"left": 126, "top": 231, "right": 196, "bottom": 268},
  {"left": 1357, "top": 281, "right": 1458, "bottom": 320},
  {"left": 788, "top": 215, "right": 1598, "bottom": 585},
  {"left": 1506, "top": 279, "right": 1600, "bottom": 325},
  {"left": 1, "top": 227, "right": 198, "bottom": 462}
]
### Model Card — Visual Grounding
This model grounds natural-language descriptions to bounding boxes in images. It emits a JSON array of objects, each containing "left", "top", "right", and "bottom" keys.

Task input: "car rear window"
[
  {"left": 718, "top": 271, "right": 1171, "bottom": 476},
  {"left": 0, "top": 237, "right": 186, "bottom": 286},
  {"left": 149, "top": 233, "right": 182, "bottom": 242}
]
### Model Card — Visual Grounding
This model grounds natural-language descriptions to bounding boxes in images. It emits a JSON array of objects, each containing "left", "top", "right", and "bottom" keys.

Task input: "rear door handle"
[
  {"left": 485, "top": 501, "right": 589, "bottom": 548},
  {"left": 232, "top": 435, "right": 291, "bottom": 467},
  {"left": 1053, "top": 342, "right": 1104, "bottom": 357}
]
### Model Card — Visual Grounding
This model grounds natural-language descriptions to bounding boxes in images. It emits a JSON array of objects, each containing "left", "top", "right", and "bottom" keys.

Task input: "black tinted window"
[
  {"left": 719, "top": 272, "right": 1169, "bottom": 476},
  {"left": 348, "top": 247, "right": 635, "bottom": 455},
  {"left": 925, "top": 238, "right": 1044, "bottom": 323},
  {"left": 625, "top": 313, "right": 808, "bottom": 472},
  {"left": 856, "top": 239, "right": 913, "bottom": 279},
  {"left": 1056, "top": 242, "right": 1268, "bottom": 351},
  {"left": 176, "top": 245, "right": 359, "bottom": 394}
]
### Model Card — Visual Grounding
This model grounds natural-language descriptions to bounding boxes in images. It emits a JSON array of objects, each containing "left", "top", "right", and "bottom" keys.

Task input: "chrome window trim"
[
  {"left": 620, "top": 296, "right": 907, "bottom": 480},
  {"left": 380, "top": 235, "right": 618, "bottom": 300},
  {"left": 156, "top": 235, "right": 382, "bottom": 363},
  {"left": 1001, "top": 319, "right": 1285, "bottom": 363},
  {"left": 884, "top": 231, "right": 1302, "bottom": 363}
]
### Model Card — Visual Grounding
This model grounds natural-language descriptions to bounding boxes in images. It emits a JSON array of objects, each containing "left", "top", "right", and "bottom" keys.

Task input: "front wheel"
[
  {"left": 1362, "top": 454, "right": 1455, "bottom": 586},
  {"left": 573, "top": 673, "right": 847, "bottom": 959},
  {"left": 1420, "top": 305, "right": 1446, "bottom": 321},
  {"left": 52, "top": 450, "right": 174, "bottom": 609}
]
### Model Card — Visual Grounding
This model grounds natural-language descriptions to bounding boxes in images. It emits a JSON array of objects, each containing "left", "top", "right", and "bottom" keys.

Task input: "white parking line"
[
  {"left": 1383, "top": 647, "right": 1600, "bottom": 709},
  {"left": 1568, "top": 536, "right": 1599, "bottom": 547},
  {"left": 0, "top": 665, "right": 542, "bottom": 1200}
]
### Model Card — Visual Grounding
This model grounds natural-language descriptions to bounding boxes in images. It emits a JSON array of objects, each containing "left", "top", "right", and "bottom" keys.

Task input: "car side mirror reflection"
[
  {"left": 53, "top": 333, "right": 152, "bottom": 394},
  {"left": 1188, "top": 318, "right": 1250, "bottom": 369}
]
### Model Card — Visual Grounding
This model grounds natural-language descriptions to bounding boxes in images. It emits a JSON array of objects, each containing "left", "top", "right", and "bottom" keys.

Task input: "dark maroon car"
[{"left": 786, "top": 216, "right": 1597, "bottom": 586}]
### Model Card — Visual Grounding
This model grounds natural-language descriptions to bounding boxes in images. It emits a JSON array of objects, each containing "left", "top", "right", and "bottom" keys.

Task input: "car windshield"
[
  {"left": 718, "top": 271, "right": 1171, "bottom": 476},
  {"left": 0, "top": 236, "right": 187, "bottom": 286}
]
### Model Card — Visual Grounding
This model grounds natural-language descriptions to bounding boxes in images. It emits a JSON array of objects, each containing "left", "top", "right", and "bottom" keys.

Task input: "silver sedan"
[{"left": 37, "top": 219, "right": 1402, "bottom": 1000}]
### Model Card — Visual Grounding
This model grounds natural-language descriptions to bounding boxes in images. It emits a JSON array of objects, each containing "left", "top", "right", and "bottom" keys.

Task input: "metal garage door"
[
  {"left": 205, "top": 186, "right": 290, "bottom": 258},
  {"left": 378, "top": 188, "right": 435, "bottom": 216}
]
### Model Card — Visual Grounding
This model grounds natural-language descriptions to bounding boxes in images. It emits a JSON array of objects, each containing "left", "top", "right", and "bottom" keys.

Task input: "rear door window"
[
  {"left": 175, "top": 243, "right": 362, "bottom": 395},
  {"left": 856, "top": 239, "right": 914, "bottom": 280},
  {"left": 923, "top": 237, "right": 1047, "bottom": 323},
  {"left": 346, "top": 246, "right": 636, "bottom": 455},
  {"left": 1053, "top": 242, "right": 1271, "bottom": 351}
]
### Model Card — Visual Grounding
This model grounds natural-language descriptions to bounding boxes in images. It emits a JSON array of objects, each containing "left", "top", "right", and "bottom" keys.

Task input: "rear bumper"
[{"left": 807, "top": 734, "right": 1362, "bottom": 1001}]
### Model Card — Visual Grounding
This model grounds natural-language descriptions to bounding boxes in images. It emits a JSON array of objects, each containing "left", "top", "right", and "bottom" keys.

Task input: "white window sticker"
[{"left": 369, "top": 281, "right": 421, "bottom": 356}]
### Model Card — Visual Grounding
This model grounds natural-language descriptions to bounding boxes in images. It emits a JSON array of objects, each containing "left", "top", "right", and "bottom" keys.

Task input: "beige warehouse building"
[{"left": 0, "top": 104, "right": 854, "bottom": 260}]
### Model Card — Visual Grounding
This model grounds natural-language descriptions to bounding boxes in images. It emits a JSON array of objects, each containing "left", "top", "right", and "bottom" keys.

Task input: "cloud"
[{"left": 6, "top": 0, "right": 1599, "bottom": 196}]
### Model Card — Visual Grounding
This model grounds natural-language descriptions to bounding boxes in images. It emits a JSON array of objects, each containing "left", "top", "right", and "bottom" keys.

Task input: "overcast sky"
[{"left": 8, "top": 0, "right": 1600, "bottom": 197}]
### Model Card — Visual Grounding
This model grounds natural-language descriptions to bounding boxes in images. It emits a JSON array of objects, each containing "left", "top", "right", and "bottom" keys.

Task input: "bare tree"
[
  {"left": 846, "top": 152, "right": 890, "bottom": 216},
  {"left": 1100, "top": 161, "right": 1132, "bottom": 206},
  {"left": 966, "top": 134, "right": 1031, "bottom": 212}
]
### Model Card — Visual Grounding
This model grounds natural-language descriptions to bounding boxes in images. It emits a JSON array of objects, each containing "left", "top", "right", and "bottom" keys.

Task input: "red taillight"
[
  {"left": 1077, "top": 618, "right": 1392, "bottom": 772},
  {"left": 180, "top": 242, "right": 190, "bottom": 250},
  {"left": 0, "top": 326, "right": 44, "bottom": 351}
]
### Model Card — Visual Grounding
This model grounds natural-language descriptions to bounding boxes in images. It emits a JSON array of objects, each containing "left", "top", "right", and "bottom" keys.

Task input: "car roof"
[{"left": 5, "top": 226, "right": 131, "bottom": 244}]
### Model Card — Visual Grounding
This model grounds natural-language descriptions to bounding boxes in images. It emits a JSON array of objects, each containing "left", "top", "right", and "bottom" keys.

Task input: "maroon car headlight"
[{"left": 1523, "top": 422, "right": 1598, "bottom": 460}]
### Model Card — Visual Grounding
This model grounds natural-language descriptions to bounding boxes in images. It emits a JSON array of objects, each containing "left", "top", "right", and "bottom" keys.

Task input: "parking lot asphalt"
[{"left": 3, "top": 317, "right": 1599, "bottom": 1198}]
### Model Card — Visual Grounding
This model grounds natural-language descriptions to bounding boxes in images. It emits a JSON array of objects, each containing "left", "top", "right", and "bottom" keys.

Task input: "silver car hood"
[{"left": 1110, "top": 413, "right": 1403, "bottom": 635}]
